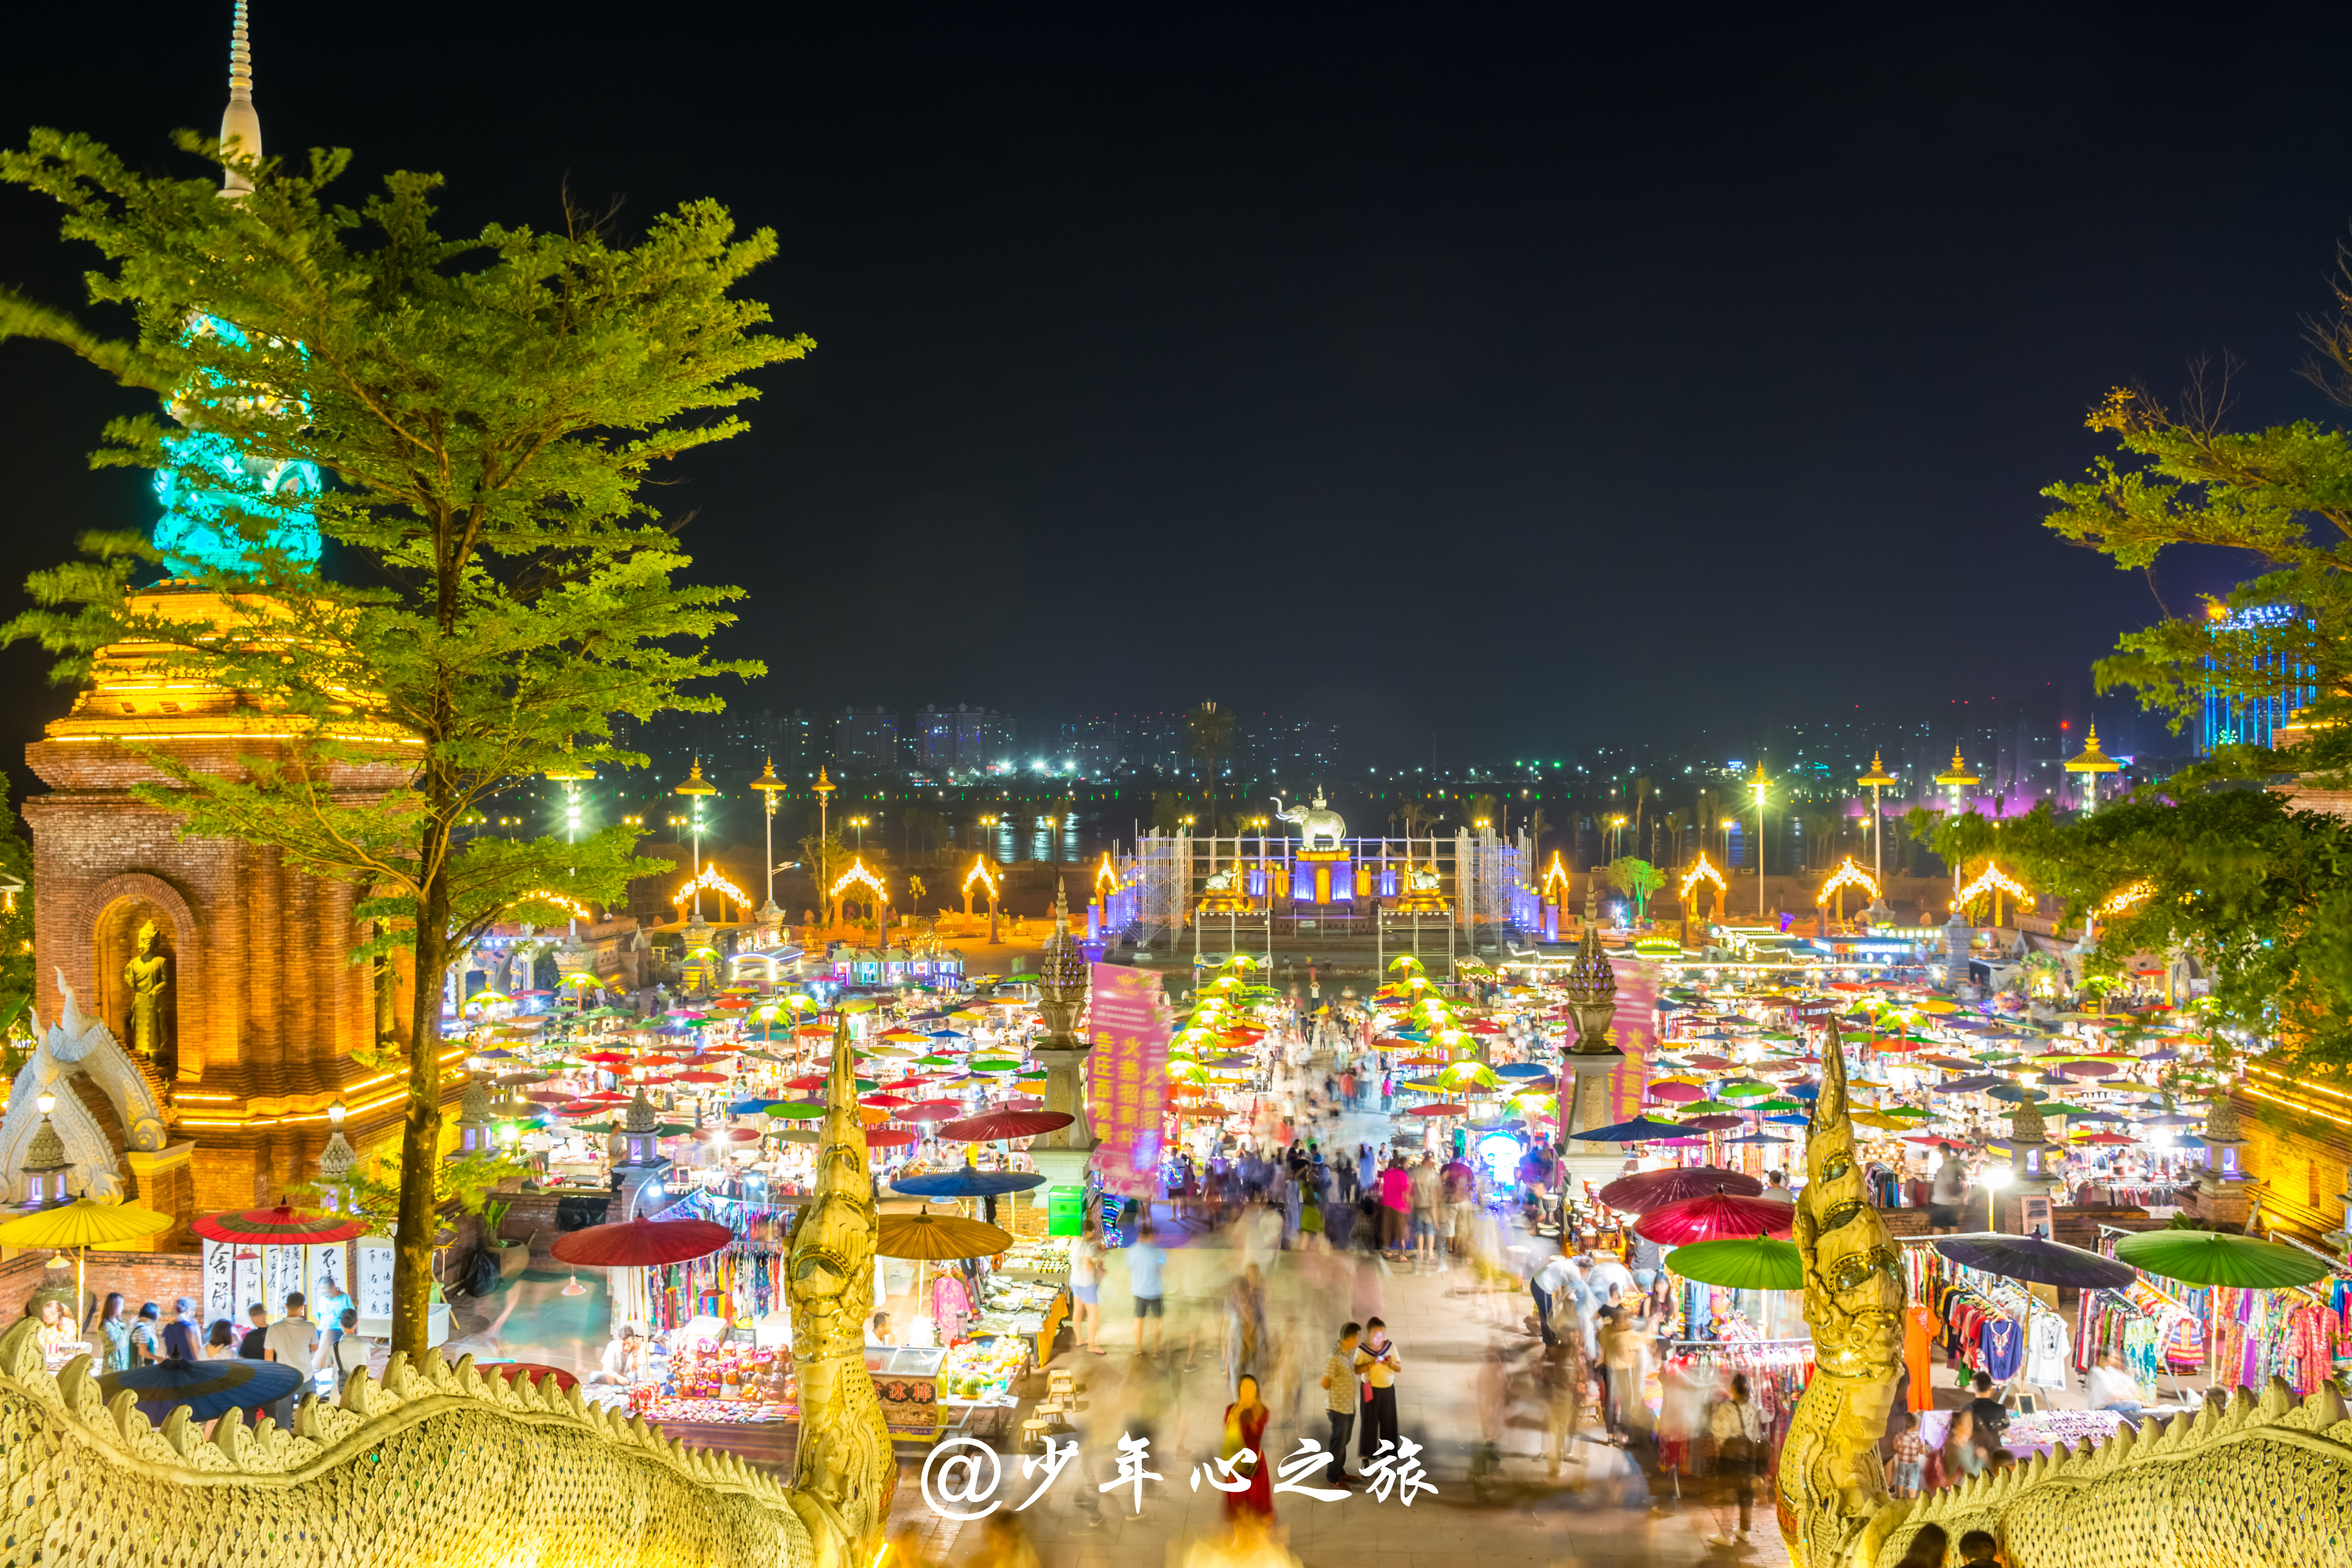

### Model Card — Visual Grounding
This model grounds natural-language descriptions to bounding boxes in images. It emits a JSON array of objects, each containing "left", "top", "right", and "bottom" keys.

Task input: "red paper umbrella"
[
  {"left": 794, "top": 1025, "right": 835, "bottom": 1038},
  {"left": 2067, "top": 1060, "right": 2120, "bottom": 1077},
  {"left": 486, "top": 1362, "right": 579, "bottom": 1391},
  {"left": 1646, "top": 1082, "right": 1707, "bottom": 1104},
  {"left": 865, "top": 1127, "right": 922, "bottom": 1148},
  {"left": 672, "top": 1071, "right": 730, "bottom": 1085},
  {"left": 711, "top": 999, "right": 751, "bottom": 1012},
  {"left": 937, "top": 1109, "right": 1074, "bottom": 1142},
  {"left": 550, "top": 1215, "right": 735, "bottom": 1268},
  {"left": 1596, "top": 1166, "right": 1762, "bottom": 1213},
  {"left": 638, "top": 1054, "right": 686, "bottom": 1067},
  {"left": 2073, "top": 1130, "right": 2140, "bottom": 1145},
  {"left": 1633, "top": 1192, "right": 1794, "bottom": 1245},
  {"left": 786, "top": 1075, "right": 828, "bottom": 1091},
  {"left": 903, "top": 1100, "right": 966, "bottom": 1120},
  {"left": 1686, "top": 1054, "right": 1734, "bottom": 1070},
  {"left": 863, "top": 1092, "right": 912, "bottom": 1108},
  {"left": 1680, "top": 1113, "right": 1747, "bottom": 1132},
  {"left": 1405, "top": 1102, "right": 1469, "bottom": 1117},
  {"left": 1462, "top": 1020, "right": 1504, "bottom": 1034},
  {"left": 639, "top": 1075, "right": 678, "bottom": 1086},
  {"left": 192, "top": 1205, "right": 372, "bottom": 1245},
  {"left": 584, "top": 1090, "right": 631, "bottom": 1103},
  {"left": 556, "top": 1101, "right": 606, "bottom": 1116},
  {"left": 581, "top": 1051, "right": 632, "bottom": 1067},
  {"left": 523, "top": 1089, "right": 573, "bottom": 1104},
  {"left": 723, "top": 1127, "right": 762, "bottom": 1142}
]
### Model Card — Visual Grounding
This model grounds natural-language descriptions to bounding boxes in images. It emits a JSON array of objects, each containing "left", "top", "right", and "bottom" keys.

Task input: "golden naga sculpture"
[
  {"left": 1780, "top": 1021, "right": 2352, "bottom": 1567},
  {"left": 0, "top": 1023, "right": 896, "bottom": 1568}
]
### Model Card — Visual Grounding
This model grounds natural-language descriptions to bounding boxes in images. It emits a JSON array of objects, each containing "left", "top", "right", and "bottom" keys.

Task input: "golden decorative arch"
[
  {"left": 1542, "top": 851, "right": 1572, "bottom": 899},
  {"left": 672, "top": 864, "right": 750, "bottom": 911},
  {"left": 1955, "top": 861, "right": 2033, "bottom": 926},
  {"left": 961, "top": 856, "right": 999, "bottom": 899},
  {"left": 1814, "top": 857, "right": 1879, "bottom": 906},
  {"left": 1679, "top": 852, "right": 1726, "bottom": 901},
  {"left": 832, "top": 857, "right": 887, "bottom": 903}
]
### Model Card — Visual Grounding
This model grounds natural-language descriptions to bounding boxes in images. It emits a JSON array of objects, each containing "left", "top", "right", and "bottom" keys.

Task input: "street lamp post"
[
  {"left": 544, "top": 753, "right": 594, "bottom": 940},
  {"left": 1932, "top": 746, "right": 1980, "bottom": 907},
  {"left": 750, "top": 757, "right": 786, "bottom": 929},
  {"left": 1752, "top": 770, "right": 1770, "bottom": 917},
  {"left": 849, "top": 815, "right": 869, "bottom": 851},
  {"left": 2063, "top": 723, "right": 2120, "bottom": 813},
  {"left": 673, "top": 759, "right": 719, "bottom": 921},
  {"left": 814, "top": 767, "right": 836, "bottom": 930},
  {"left": 1856, "top": 751, "right": 1896, "bottom": 917}
]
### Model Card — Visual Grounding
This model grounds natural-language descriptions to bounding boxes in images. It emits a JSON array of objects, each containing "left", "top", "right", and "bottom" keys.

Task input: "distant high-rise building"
[
  {"left": 833, "top": 707, "right": 902, "bottom": 772},
  {"left": 1233, "top": 713, "right": 1341, "bottom": 780},
  {"left": 913, "top": 705, "right": 1013, "bottom": 773}
]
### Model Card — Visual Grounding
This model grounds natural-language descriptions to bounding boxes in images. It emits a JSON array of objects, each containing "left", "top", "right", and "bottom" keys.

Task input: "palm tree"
[{"left": 1185, "top": 702, "right": 1236, "bottom": 837}]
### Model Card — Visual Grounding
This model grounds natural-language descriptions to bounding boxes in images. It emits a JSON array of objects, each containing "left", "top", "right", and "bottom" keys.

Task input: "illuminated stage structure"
[{"left": 1093, "top": 800, "right": 1544, "bottom": 968}]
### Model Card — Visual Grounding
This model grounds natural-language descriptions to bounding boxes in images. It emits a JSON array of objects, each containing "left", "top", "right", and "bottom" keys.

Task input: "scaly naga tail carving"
[
  {"left": 1780, "top": 1020, "right": 1905, "bottom": 1568},
  {"left": 783, "top": 1016, "right": 897, "bottom": 1567}
]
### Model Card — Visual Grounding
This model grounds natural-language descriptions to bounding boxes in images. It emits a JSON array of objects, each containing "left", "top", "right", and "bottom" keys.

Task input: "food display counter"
[{"left": 990, "top": 1234, "right": 1074, "bottom": 1363}]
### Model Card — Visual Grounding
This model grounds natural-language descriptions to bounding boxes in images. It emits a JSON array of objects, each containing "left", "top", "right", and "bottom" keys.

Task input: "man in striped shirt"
[{"left": 1318, "top": 1321, "right": 1362, "bottom": 1486}]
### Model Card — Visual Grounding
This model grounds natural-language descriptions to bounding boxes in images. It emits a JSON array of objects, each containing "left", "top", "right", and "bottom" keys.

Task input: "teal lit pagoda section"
[
  {"left": 153, "top": 423, "right": 322, "bottom": 577},
  {"left": 152, "top": 5, "right": 323, "bottom": 579}
]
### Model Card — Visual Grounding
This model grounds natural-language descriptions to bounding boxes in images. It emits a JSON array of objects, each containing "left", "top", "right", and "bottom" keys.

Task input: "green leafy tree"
[
  {"left": 0, "top": 131, "right": 804, "bottom": 1354},
  {"left": 296, "top": 1145, "right": 527, "bottom": 1240},
  {"left": 1605, "top": 856, "right": 1664, "bottom": 922},
  {"left": 2040, "top": 295, "right": 2352, "bottom": 782},
  {"left": 1914, "top": 798, "right": 2352, "bottom": 1065}
]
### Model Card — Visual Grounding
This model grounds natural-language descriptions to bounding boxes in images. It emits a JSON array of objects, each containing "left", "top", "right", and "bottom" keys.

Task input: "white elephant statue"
[{"left": 1271, "top": 793, "right": 1347, "bottom": 851}]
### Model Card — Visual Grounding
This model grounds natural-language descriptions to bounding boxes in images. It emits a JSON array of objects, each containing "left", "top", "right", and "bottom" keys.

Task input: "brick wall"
[{"left": 0, "top": 1248, "right": 201, "bottom": 1323}]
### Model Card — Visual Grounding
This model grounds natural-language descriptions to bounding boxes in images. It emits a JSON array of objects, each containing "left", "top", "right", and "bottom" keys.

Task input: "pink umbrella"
[
  {"left": 1634, "top": 1192, "right": 1795, "bottom": 1245},
  {"left": 1646, "top": 1082, "right": 1707, "bottom": 1105}
]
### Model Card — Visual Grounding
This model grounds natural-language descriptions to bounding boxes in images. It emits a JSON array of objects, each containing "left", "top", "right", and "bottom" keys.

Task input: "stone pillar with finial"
[
  {"left": 1028, "top": 879, "right": 1099, "bottom": 1191},
  {"left": 2184, "top": 1089, "right": 2253, "bottom": 1229},
  {"left": 1995, "top": 1093, "right": 2060, "bottom": 1232},
  {"left": 452, "top": 1076, "right": 498, "bottom": 1156},
  {"left": 1559, "top": 884, "right": 1624, "bottom": 1179}
]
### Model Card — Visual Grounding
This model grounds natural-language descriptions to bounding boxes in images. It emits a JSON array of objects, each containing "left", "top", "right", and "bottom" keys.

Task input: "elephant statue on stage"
[{"left": 1271, "top": 793, "right": 1347, "bottom": 851}]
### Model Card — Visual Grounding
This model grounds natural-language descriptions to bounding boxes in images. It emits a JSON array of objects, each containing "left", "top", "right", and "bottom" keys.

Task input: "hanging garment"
[
  {"left": 1904, "top": 1304, "right": 1940, "bottom": 1412},
  {"left": 2024, "top": 1311, "right": 2071, "bottom": 1388},
  {"left": 1979, "top": 1316, "right": 2025, "bottom": 1382}
]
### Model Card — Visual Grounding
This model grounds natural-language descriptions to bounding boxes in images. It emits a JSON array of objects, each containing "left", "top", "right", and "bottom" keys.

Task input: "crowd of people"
[{"left": 31, "top": 1283, "right": 376, "bottom": 1425}]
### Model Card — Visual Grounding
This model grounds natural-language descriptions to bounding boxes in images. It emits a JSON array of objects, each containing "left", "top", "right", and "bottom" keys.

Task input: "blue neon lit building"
[{"left": 2199, "top": 606, "right": 2318, "bottom": 753}]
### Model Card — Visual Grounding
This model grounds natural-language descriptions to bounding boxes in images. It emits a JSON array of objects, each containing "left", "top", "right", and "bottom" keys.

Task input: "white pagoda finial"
[{"left": 220, "top": 1, "right": 261, "bottom": 198}]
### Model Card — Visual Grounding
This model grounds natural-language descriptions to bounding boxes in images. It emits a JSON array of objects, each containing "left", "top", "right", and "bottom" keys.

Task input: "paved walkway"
[{"left": 877, "top": 1087, "right": 1794, "bottom": 1568}]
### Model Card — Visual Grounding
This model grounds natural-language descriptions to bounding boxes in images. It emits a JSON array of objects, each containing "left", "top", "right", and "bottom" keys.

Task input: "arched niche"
[{"left": 71, "top": 873, "right": 201, "bottom": 1082}]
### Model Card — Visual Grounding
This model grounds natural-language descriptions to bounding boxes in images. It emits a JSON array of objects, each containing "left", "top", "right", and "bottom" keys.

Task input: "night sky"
[{"left": 4, "top": 5, "right": 2352, "bottom": 780}]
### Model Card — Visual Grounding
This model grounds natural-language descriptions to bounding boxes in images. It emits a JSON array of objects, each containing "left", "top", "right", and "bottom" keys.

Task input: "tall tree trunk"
[{"left": 391, "top": 846, "right": 452, "bottom": 1359}]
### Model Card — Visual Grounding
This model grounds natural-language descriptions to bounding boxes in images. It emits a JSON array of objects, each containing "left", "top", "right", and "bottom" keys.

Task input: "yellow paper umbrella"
[{"left": 0, "top": 1200, "right": 176, "bottom": 1312}]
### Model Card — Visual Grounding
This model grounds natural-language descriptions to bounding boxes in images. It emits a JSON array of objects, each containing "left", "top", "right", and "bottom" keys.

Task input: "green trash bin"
[{"left": 1047, "top": 1184, "right": 1087, "bottom": 1237}]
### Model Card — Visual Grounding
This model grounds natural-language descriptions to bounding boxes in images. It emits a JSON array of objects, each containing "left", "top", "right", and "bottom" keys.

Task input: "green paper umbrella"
[
  {"left": 1680, "top": 1100, "right": 1744, "bottom": 1116},
  {"left": 1750, "top": 1098, "right": 1805, "bottom": 1112},
  {"left": 2112, "top": 1230, "right": 2330, "bottom": 1289},
  {"left": 1715, "top": 1082, "right": 1775, "bottom": 1100},
  {"left": 969, "top": 1057, "right": 1022, "bottom": 1073},
  {"left": 766, "top": 1102, "right": 827, "bottom": 1119},
  {"left": 1665, "top": 1237, "right": 1804, "bottom": 1290}
]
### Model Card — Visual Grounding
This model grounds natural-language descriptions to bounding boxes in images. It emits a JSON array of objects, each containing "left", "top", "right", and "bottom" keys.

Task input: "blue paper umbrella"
[
  {"left": 1494, "top": 1063, "right": 1552, "bottom": 1079},
  {"left": 100, "top": 1358, "right": 305, "bottom": 1423},
  {"left": 888, "top": 1170, "right": 1047, "bottom": 1199},
  {"left": 1576, "top": 1115, "right": 1695, "bottom": 1142}
]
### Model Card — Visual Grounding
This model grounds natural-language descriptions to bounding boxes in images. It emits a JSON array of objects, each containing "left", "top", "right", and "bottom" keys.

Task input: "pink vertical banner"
[
  {"left": 1606, "top": 956, "right": 1657, "bottom": 1128},
  {"left": 1087, "top": 964, "right": 1171, "bottom": 1196}
]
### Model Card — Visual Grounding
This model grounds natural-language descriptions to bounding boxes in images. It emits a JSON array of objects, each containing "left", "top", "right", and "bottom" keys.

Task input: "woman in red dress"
[{"left": 1221, "top": 1373, "right": 1275, "bottom": 1521}]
